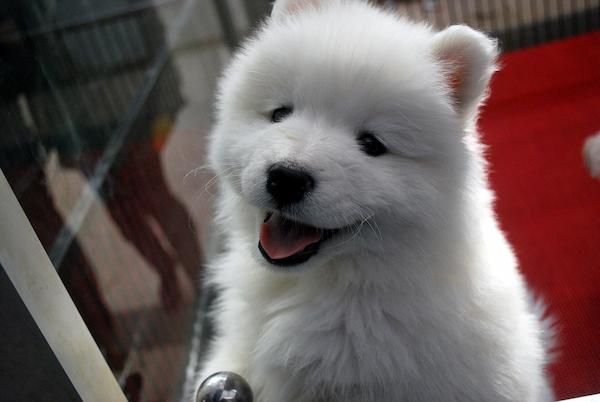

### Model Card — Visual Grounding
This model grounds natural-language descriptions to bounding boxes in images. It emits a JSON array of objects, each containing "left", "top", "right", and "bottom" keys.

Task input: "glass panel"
[
  {"left": 0, "top": 1, "right": 251, "bottom": 400},
  {"left": 0, "top": 266, "right": 82, "bottom": 402}
]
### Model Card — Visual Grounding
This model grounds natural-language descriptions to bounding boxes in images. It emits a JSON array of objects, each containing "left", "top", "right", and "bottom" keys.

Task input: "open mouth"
[{"left": 258, "top": 212, "right": 337, "bottom": 267}]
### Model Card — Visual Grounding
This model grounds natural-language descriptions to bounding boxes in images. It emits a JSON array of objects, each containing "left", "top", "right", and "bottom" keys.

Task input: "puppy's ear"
[
  {"left": 271, "top": 0, "right": 325, "bottom": 21},
  {"left": 432, "top": 25, "right": 498, "bottom": 118}
]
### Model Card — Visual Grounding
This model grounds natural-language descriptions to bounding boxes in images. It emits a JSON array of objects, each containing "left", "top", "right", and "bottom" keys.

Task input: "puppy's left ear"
[
  {"left": 431, "top": 25, "right": 498, "bottom": 118},
  {"left": 271, "top": 0, "right": 326, "bottom": 21}
]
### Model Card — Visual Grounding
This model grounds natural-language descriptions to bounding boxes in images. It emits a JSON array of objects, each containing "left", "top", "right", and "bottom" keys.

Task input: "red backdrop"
[{"left": 480, "top": 31, "right": 600, "bottom": 400}]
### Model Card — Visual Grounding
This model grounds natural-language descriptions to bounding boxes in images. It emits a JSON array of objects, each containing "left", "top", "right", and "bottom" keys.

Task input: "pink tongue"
[{"left": 259, "top": 213, "right": 322, "bottom": 260}]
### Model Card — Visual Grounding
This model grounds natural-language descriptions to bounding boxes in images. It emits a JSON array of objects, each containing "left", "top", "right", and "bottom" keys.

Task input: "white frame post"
[{"left": 0, "top": 169, "right": 127, "bottom": 402}]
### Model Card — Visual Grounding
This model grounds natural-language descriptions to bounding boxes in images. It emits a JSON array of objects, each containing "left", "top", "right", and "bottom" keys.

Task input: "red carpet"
[{"left": 480, "top": 31, "right": 600, "bottom": 400}]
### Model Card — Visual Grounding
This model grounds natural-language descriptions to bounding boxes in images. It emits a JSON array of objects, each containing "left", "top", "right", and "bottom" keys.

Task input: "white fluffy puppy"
[{"left": 200, "top": 0, "right": 553, "bottom": 401}]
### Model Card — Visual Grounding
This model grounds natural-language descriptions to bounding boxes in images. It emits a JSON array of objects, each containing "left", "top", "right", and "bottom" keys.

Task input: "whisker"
[
  {"left": 319, "top": 211, "right": 375, "bottom": 252},
  {"left": 184, "top": 162, "right": 239, "bottom": 182},
  {"left": 202, "top": 166, "right": 237, "bottom": 194}
]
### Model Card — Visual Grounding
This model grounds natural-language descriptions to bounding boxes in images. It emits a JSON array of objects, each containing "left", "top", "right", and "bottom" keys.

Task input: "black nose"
[{"left": 266, "top": 164, "right": 315, "bottom": 207}]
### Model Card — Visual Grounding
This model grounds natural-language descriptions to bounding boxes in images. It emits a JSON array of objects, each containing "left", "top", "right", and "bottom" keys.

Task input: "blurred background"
[{"left": 0, "top": 1, "right": 598, "bottom": 401}]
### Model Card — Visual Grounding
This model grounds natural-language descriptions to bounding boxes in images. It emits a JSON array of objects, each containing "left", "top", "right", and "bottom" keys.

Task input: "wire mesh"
[{"left": 379, "top": 0, "right": 600, "bottom": 50}]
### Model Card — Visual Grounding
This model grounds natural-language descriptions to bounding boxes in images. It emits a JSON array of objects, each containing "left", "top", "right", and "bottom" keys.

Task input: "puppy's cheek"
[
  {"left": 226, "top": 168, "right": 244, "bottom": 194},
  {"left": 240, "top": 164, "right": 268, "bottom": 205},
  {"left": 217, "top": 139, "right": 259, "bottom": 194}
]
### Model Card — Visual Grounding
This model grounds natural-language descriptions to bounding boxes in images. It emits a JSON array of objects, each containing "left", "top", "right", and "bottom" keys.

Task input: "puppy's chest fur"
[{"left": 242, "top": 258, "right": 515, "bottom": 402}]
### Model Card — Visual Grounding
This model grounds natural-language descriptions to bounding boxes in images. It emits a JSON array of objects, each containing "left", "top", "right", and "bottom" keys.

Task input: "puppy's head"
[{"left": 209, "top": 0, "right": 497, "bottom": 270}]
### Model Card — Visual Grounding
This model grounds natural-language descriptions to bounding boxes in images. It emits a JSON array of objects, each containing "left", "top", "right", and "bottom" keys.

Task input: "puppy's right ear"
[
  {"left": 271, "top": 0, "right": 325, "bottom": 21},
  {"left": 432, "top": 25, "right": 498, "bottom": 118}
]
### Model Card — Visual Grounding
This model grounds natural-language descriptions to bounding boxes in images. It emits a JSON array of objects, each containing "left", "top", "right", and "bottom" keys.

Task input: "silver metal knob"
[{"left": 196, "top": 371, "right": 254, "bottom": 402}]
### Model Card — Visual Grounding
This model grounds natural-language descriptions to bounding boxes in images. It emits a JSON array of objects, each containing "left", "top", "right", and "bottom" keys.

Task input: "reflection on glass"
[{"left": 0, "top": 1, "right": 215, "bottom": 400}]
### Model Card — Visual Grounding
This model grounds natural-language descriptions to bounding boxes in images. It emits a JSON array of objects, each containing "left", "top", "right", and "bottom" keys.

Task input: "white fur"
[
  {"left": 584, "top": 131, "right": 600, "bottom": 179},
  {"left": 198, "top": 1, "right": 554, "bottom": 400}
]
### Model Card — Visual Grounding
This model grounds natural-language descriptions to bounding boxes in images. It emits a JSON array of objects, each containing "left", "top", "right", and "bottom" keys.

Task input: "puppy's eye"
[
  {"left": 270, "top": 106, "right": 293, "bottom": 123},
  {"left": 357, "top": 132, "right": 387, "bottom": 157}
]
